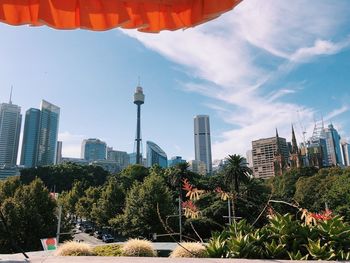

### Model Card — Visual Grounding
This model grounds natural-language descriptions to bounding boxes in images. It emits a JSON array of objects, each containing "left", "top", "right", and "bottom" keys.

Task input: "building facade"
[
  {"left": 168, "top": 156, "right": 186, "bottom": 167},
  {"left": 0, "top": 102, "right": 22, "bottom": 168},
  {"left": 81, "top": 138, "right": 107, "bottom": 161},
  {"left": 252, "top": 134, "right": 289, "bottom": 179},
  {"left": 20, "top": 108, "right": 41, "bottom": 167},
  {"left": 194, "top": 115, "right": 212, "bottom": 174},
  {"left": 189, "top": 160, "right": 207, "bottom": 175},
  {"left": 341, "top": 140, "right": 350, "bottom": 166},
  {"left": 37, "top": 100, "right": 60, "bottom": 166},
  {"left": 146, "top": 141, "right": 167, "bottom": 168},
  {"left": 56, "top": 141, "right": 63, "bottom": 164},
  {"left": 324, "top": 124, "right": 343, "bottom": 166},
  {"left": 107, "top": 147, "right": 129, "bottom": 170}
]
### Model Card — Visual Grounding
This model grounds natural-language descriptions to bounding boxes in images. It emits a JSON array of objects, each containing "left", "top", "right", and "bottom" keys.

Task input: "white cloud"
[
  {"left": 290, "top": 38, "right": 350, "bottom": 62},
  {"left": 122, "top": 0, "right": 350, "bottom": 159},
  {"left": 58, "top": 131, "right": 85, "bottom": 158},
  {"left": 324, "top": 105, "right": 350, "bottom": 122}
]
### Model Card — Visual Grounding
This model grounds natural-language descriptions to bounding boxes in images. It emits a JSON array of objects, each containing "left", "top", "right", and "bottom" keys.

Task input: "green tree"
[
  {"left": 20, "top": 163, "right": 109, "bottom": 192},
  {"left": 113, "top": 174, "right": 174, "bottom": 237},
  {"left": 223, "top": 154, "right": 252, "bottom": 194},
  {"left": 324, "top": 171, "right": 350, "bottom": 220},
  {"left": 58, "top": 181, "right": 84, "bottom": 220},
  {"left": 75, "top": 186, "right": 101, "bottom": 220},
  {"left": 91, "top": 177, "right": 124, "bottom": 227},
  {"left": 117, "top": 165, "right": 149, "bottom": 191},
  {"left": 0, "top": 178, "right": 57, "bottom": 253},
  {"left": 294, "top": 171, "right": 337, "bottom": 212}
]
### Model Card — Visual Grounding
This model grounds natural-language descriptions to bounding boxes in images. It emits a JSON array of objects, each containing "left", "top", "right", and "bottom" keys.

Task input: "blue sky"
[{"left": 1, "top": 0, "right": 350, "bottom": 162}]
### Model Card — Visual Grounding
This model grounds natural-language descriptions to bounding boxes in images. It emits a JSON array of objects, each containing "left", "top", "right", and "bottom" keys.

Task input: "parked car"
[
  {"left": 102, "top": 234, "right": 114, "bottom": 243},
  {"left": 83, "top": 226, "right": 93, "bottom": 233},
  {"left": 94, "top": 231, "right": 103, "bottom": 239}
]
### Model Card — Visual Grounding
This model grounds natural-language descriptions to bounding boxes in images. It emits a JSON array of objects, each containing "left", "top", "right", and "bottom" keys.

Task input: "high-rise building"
[
  {"left": 341, "top": 140, "right": 350, "bottom": 167},
  {"left": 168, "top": 156, "right": 186, "bottom": 167},
  {"left": 56, "top": 141, "right": 63, "bottom": 164},
  {"left": 146, "top": 141, "right": 167, "bottom": 168},
  {"left": 81, "top": 138, "right": 107, "bottom": 161},
  {"left": 37, "top": 100, "right": 60, "bottom": 166},
  {"left": 20, "top": 100, "right": 60, "bottom": 167},
  {"left": 246, "top": 150, "right": 253, "bottom": 169},
  {"left": 20, "top": 108, "right": 41, "bottom": 167},
  {"left": 134, "top": 85, "right": 145, "bottom": 165},
  {"left": 0, "top": 100, "right": 22, "bottom": 168},
  {"left": 107, "top": 147, "right": 129, "bottom": 170},
  {"left": 324, "top": 124, "right": 343, "bottom": 166},
  {"left": 194, "top": 115, "right": 212, "bottom": 174},
  {"left": 189, "top": 160, "right": 207, "bottom": 175},
  {"left": 252, "top": 134, "right": 288, "bottom": 178}
]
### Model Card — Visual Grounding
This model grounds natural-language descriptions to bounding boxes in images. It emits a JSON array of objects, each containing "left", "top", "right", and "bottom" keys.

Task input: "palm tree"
[{"left": 224, "top": 154, "right": 252, "bottom": 194}]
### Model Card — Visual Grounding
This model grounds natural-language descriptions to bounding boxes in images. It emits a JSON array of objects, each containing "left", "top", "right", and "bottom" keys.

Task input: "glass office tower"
[
  {"left": 146, "top": 141, "right": 167, "bottom": 168},
  {"left": 194, "top": 115, "right": 212, "bottom": 174},
  {"left": 20, "top": 108, "right": 41, "bottom": 167},
  {"left": 36, "top": 100, "right": 60, "bottom": 166},
  {"left": 0, "top": 102, "right": 22, "bottom": 167}
]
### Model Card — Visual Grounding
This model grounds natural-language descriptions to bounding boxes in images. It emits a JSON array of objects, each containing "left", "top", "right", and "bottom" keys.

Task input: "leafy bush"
[
  {"left": 121, "top": 239, "right": 156, "bottom": 257},
  {"left": 56, "top": 241, "right": 95, "bottom": 256},
  {"left": 206, "top": 212, "right": 350, "bottom": 260},
  {"left": 170, "top": 243, "right": 207, "bottom": 258},
  {"left": 92, "top": 244, "right": 122, "bottom": 256}
]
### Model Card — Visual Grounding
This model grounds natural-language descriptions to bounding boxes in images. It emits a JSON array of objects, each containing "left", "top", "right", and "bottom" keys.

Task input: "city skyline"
[{"left": 1, "top": 0, "right": 350, "bottom": 161}]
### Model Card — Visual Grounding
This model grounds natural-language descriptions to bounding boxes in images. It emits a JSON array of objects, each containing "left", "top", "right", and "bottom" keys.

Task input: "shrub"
[
  {"left": 170, "top": 243, "right": 207, "bottom": 258},
  {"left": 93, "top": 244, "right": 122, "bottom": 256},
  {"left": 121, "top": 239, "right": 156, "bottom": 257},
  {"left": 55, "top": 241, "right": 95, "bottom": 256},
  {"left": 206, "top": 212, "right": 350, "bottom": 260}
]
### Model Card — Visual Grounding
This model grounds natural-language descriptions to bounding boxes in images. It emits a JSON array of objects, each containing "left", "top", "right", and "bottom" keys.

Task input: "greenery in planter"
[
  {"left": 92, "top": 244, "right": 122, "bottom": 256},
  {"left": 206, "top": 211, "right": 350, "bottom": 260}
]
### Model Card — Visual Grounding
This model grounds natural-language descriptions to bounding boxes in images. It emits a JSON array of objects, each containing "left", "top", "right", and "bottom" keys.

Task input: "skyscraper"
[
  {"left": 0, "top": 100, "right": 22, "bottom": 167},
  {"left": 81, "top": 138, "right": 107, "bottom": 161},
  {"left": 252, "top": 134, "right": 288, "bottom": 178},
  {"left": 146, "top": 141, "right": 167, "bottom": 168},
  {"left": 37, "top": 100, "right": 60, "bottom": 166},
  {"left": 56, "top": 141, "right": 63, "bottom": 164},
  {"left": 341, "top": 140, "right": 350, "bottom": 167},
  {"left": 194, "top": 115, "right": 212, "bottom": 174},
  {"left": 324, "top": 124, "right": 343, "bottom": 166},
  {"left": 20, "top": 108, "right": 41, "bottom": 167}
]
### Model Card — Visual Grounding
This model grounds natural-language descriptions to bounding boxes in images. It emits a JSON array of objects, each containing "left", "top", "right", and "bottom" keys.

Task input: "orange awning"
[{"left": 0, "top": 0, "right": 242, "bottom": 32}]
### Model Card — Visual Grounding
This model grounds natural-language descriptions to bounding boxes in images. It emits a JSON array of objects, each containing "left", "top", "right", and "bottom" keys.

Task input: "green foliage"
[
  {"left": 92, "top": 244, "right": 122, "bottom": 256},
  {"left": 91, "top": 177, "right": 125, "bottom": 227},
  {"left": 117, "top": 165, "right": 149, "bottom": 191},
  {"left": 0, "top": 178, "right": 58, "bottom": 253},
  {"left": 75, "top": 186, "right": 101, "bottom": 220},
  {"left": 222, "top": 154, "right": 252, "bottom": 194},
  {"left": 206, "top": 213, "right": 350, "bottom": 260},
  {"left": 20, "top": 162, "right": 109, "bottom": 192},
  {"left": 112, "top": 173, "right": 174, "bottom": 237},
  {"left": 269, "top": 167, "right": 317, "bottom": 214}
]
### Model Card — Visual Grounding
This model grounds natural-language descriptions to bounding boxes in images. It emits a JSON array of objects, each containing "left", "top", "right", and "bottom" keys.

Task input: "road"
[{"left": 73, "top": 231, "right": 104, "bottom": 245}]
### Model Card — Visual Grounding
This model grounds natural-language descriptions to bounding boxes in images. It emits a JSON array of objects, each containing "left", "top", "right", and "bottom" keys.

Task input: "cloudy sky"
[{"left": 1, "top": 0, "right": 350, "bottom": 162}]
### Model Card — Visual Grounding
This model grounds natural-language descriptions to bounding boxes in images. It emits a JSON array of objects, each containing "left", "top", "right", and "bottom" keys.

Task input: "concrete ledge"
[{"left": 0, "top": 252, "right": 341, "bottom": 263}]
